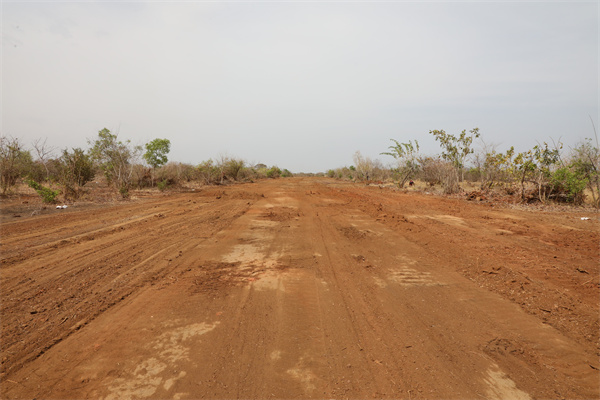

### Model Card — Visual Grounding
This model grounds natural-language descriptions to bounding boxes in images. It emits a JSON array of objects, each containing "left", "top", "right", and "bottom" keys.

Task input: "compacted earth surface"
[{"left": 1, "top": 177, "right": 598, "bottom": 399}]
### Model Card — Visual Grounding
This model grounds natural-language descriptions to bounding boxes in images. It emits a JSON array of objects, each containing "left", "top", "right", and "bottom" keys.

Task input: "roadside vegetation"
[
  {"left": 2, "top": 125, "right": 598, "bottom": 208},
  {"left": 0, "top": 128, "right": 293, "bottom": 202},
  {"left": 329, "top": 127, "right": 600, "bottom": 208}
]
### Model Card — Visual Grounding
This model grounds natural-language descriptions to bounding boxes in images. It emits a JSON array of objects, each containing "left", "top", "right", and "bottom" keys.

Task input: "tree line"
[
  {"left": 329, "top": 127, "right": 599, "bottom": 207},
  {"left": 0, "top": 128, "right": 292, "bottom": 202}
]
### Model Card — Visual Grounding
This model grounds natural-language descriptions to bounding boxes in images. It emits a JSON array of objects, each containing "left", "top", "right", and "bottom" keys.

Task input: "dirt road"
[{"left": 1, "top": 178, "right": 598, "bottom": 399}]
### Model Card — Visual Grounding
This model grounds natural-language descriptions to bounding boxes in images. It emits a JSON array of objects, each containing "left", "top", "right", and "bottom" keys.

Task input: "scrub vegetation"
[
  {"left": 1, "top": 125, "right": 598, "bottom": 207},
  {"left": 330, "top": 127, "right": 599, "bottom": 207},
  {"left": 0, "top": 128, "right": 293, "bottom": 202}
]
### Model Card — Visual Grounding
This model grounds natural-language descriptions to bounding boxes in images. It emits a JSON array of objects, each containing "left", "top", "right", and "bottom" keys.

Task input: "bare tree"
[
  {"left": 353, "top": 151, "right": 375, "bottom": 182},
  {"left": 32, "top": 138, "right": 56, "bottom": 181}
]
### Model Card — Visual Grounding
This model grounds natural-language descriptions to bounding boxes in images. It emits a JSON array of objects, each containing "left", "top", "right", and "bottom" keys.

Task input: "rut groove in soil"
[{"left": 1, "top": 178, "right": 598, "bottom": 399}]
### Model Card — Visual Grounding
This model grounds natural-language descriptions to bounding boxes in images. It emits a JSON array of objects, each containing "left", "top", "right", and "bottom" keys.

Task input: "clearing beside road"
[{"left": 1, "top": 177, "right": 598, "bottom": 399}]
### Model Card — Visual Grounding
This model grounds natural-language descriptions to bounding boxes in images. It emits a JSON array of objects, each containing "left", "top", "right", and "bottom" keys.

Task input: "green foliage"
[
  {"left": 381, "top": 139, "right": 420, "bottom": 188},
  {"left": 59, "top": 148, "right": 95, "bottom": 199},
  {"left": 511, "top": 149, "right": 537, "bottom": 199},
  {"left": 197, "top": 159, "right": 221, "bottom": 185},
  {"left": 570, "top": 138, "right": 599, "bottom": 207},
  {"left": 60, "top": 148, "right": 95, "bottom": 186},
  {"left": 328, "top": 162, "right": 389, "bottom": 182},
  {"left": 223, "top": 158, "right": 245, "bottom": 181},
  {"left": 266, "top": 166, "right": 282, "bottom": 179},
  {"left": 0, "top": 137, "right": 32, "bottom": 194},
  {"left": 281, "top": 169, "right": 293, "bottom": 178},
  {"left": 143, "top": 138, "right": 171, "bottom": 169},
  {"left": 508, "top": 142, "right": 562, "bottom": 202},
  {"left": 157, "top": 179, "right": 169, "bottom": 192},
  {"left": 119, "top": 185, "right": 130, "bottom": 199},
  {"left": 430, "top": 128, "right": 480, "bottom": 181},
  {"left": 481, "top": 147, "right": 515, "bottom": 189},
  {"left": 27, "top": 161, "right": 48, "bottom": 184},
  {"left": 27, "top": 180, "right": 60, "bottom": 203},
  {"left": 381, "top": 139, "right": 420, "bottom": 159},
  {"left": 550, "top": 167, "right": 587, "bottom": 204},
  {"left": 88, "top": 128, "right": 141, "bottom": 198},
  {"left": 531, "top": 143, "right": 561, "bottom": 202}
]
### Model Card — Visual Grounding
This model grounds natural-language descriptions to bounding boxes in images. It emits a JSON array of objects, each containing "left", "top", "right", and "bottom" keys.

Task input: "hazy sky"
[{"left": 2, "top": 1, "right": 598, "bottom": 173}]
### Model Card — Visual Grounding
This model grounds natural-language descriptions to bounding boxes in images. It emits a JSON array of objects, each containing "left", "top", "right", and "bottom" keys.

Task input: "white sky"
[{"left": 2, "top": 1, "right": 598, "bottom": 173}]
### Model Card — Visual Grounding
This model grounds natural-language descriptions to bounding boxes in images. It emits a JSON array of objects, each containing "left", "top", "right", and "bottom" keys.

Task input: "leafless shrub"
[
  {"left": 132, "top": 164, "right": 153, "bottom": 188},
  {"left": 156, "top": 162, "right": 197, "bottom": 187},
  {"left": 32, "top": 138, "right": 56, "bottom": 182},
  {"left": 418, "top": 156, "right": 460, "bottom": 194}
]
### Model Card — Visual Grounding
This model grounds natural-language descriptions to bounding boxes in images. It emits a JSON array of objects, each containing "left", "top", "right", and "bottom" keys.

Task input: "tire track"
[{"left": 0, "top": 197, "right": 252, "bottom": 379}]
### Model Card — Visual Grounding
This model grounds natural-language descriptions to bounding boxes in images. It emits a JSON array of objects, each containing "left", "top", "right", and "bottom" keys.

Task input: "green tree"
[
  {"left": 511, "top": 149, "right": 536, "bottom": 201},
  {"left": 507, "top": 143, "right": 562, "bottom": 202},
  {"left": 481, "top": 147, "right": 515, "bottom": 189},
  {"left": 88, "top": 128, "right": 141, "bottom": 198},
  {"left": 381, "top": 139, "right": 420, "bottom": 188},
  {"left": 531, "top": 142, "right": 561, "bottom": 202},
  {"left": 59, "top": 148, "right": 95, "bottom": 199},
  {"left": 143, "top": 138, "right": 171, "bottom": 186},
  {"left": 429, "top": 128, "right": 481, "bottom": 182}
]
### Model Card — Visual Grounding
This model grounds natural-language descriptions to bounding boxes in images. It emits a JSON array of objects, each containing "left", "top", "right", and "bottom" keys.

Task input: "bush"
[
  {"left": 570, "top": 139, "right": 599, "bottom": 207},
  {"left": 381, "top": 139, "right": 420, "bottom": 187},
  {"left": 223, "top": 158, "right": 245, "bottom": 181},
  {"left": 133, "top": 165, "right": 153, "bottom": 188},
  {"left": 327, "top": 166, "right": 357, "bottom": 181},
  {"left": 353, "top": 151, "right": 374, "bottom": 181},
  {"left": 59, "top": 148, "right": 95, "bottom": 199},
  {"left": 197, "top": 160, "right": 221, "bottom": 185},
  {"left": 119, "top": 185, "right": 130, "bottom": 199},
  {"left": 430, "top": 128, "right": 480, "bottom": 182},
  {"left": 1, "top": 137, "right": 32, "bottom": 194},
  {"left": 157, "top": 179, "right": 169, "bottom": 192},
  {"left": 266, "top": 166, "right": 281, "bottom": 179},
  {"left": 463, "top": 167, "right": 481, "bottom": 183},
  {"left": 27, "top": 180, "right": 60, "bottom": 203},
  {"left": 176, "top": 163, "right": 197, "bottom": 182},
  {"left": 418, "top": 157, "right": 460, "bottom": 193},
  {"left": 550, "top": 167, "right": 587, "bottom": 204},
  {"left": 27, "top": 161, "right": 48, "bottom": 184},
  {"left": 157, "top": 162, "right": 185, "bottom": 187}
]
